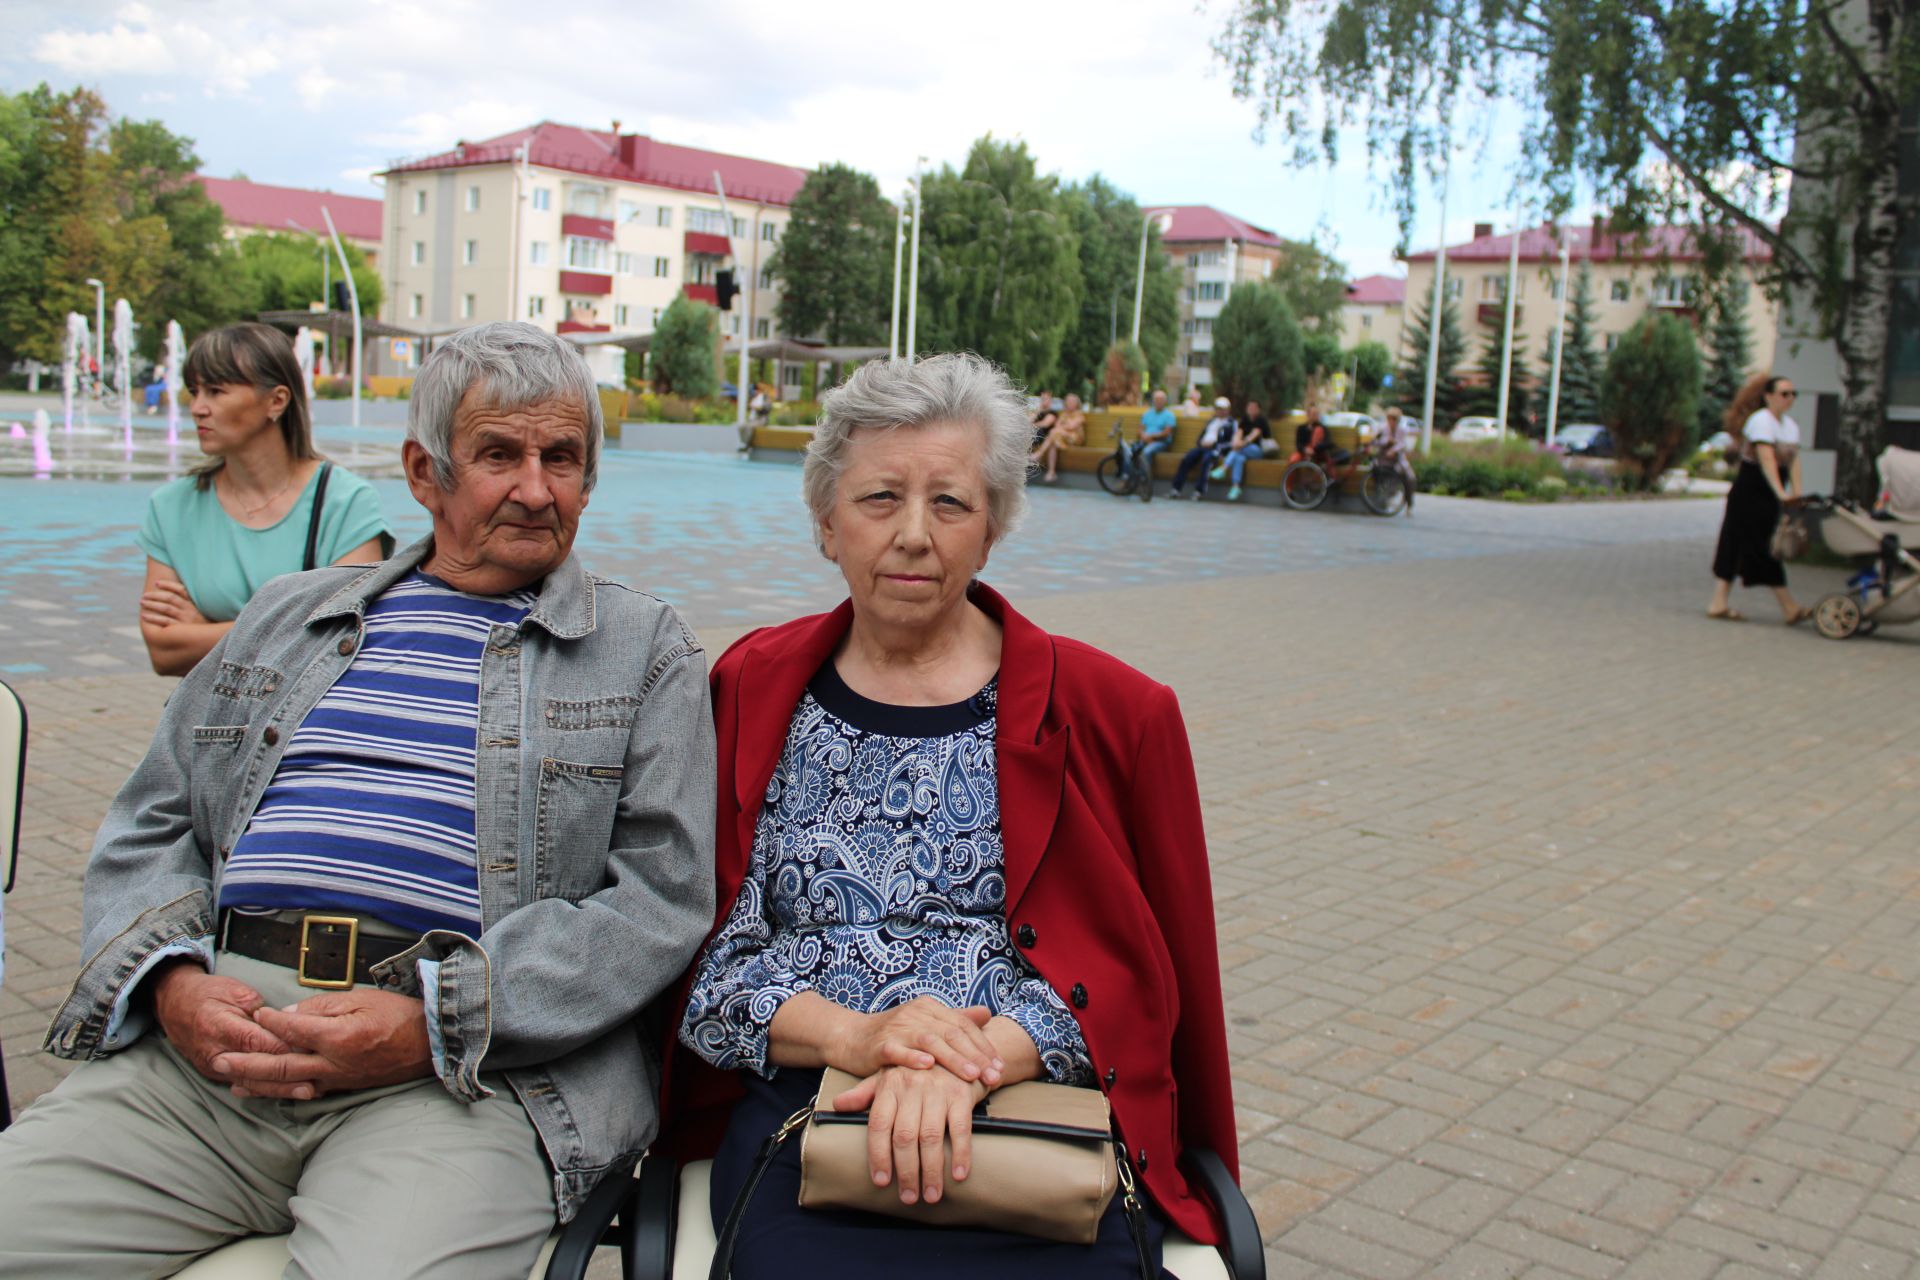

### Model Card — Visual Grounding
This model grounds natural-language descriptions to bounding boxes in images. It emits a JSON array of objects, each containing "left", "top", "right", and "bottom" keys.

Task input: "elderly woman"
[
  {"left": 1029, "top": 390, "right": 1086, "bottom": 483},
  {"left": 667, "top": 354, "right": 1235, "bottom": 1277}
]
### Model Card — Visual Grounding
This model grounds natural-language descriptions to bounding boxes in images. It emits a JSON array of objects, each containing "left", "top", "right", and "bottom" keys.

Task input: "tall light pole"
[
  {"left": 320, "top": 207, "right": 362, "bottom": 430},
  {"left": 1132, "top": 208, "right": 1171, "bottom": 345},
  {"left": 84, "top": 278, "right": 105, "bottom": 383},
  {"left": 1545, "top": 238, "right": 1571, "bottom": 446},
  {"left": 889, "top": 196, "right": 906, "bottom": 361},
  {"left": 1419, "top": 154, "right": 1451, "bottom": 456},
  {"left": 1494, "top": 199, "right": 1522, "bottom": 442},
  {"left": 904, "top": 156, "right": 926, "bottom": 364}
]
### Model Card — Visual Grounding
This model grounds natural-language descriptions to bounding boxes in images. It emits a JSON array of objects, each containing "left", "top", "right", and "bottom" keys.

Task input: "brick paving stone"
[{"left": 5, "top": 490, "right": 1920, "bottom": 1274}]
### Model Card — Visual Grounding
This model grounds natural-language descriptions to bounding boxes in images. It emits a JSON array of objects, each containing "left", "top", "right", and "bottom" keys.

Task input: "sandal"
[
  {"left": 1785, "top": 605, "right": 1813, "bottom": 626},
  {"left": 1706, "top": 608, "right": 1747, "bottom": 622}
]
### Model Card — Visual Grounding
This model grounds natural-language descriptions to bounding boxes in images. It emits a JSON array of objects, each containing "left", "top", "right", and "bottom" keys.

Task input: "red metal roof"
[
  {"left": 1404, "top": 222, "right": 1774, "bottom": 264},
  {"left": 1154, "top": 205, "right": 1283, "bottom": 248},
  {"left": 1346, "top": 274, "right": 1406, "bottom": 306},
  {"left": 382, "top": 122, "right": 811, "bottom": 207},
  {"left": 195, "top": 175, "right": 383, "bottom": 243}
]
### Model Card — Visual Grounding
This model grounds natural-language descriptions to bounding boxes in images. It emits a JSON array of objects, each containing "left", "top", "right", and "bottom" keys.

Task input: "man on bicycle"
[
  {"left": 1377, "top": 405, "right": 1418, "bottom": 514},
  {"left": 1132, "top": 389, "right": 1176, "bottom": 495},
  {"left": 1291, "top": 406, "right": 1336, "bottom": 467}
]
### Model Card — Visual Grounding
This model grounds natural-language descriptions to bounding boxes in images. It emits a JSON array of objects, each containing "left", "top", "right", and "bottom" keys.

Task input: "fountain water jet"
[
  {"left": 63, "top": 312, "right": 89, "bottom": 431},
  {"left": 293, "top": 325, "right": 316, "bottom": 406},
  {"left": 32, "top": 409, "right": 53, "bottom": 477},
  {"left": 163, "top": 320, "right": 185, "bottom": 446},
  {"left": 113, "top": 298, "right": 135, "bottom": 450}
]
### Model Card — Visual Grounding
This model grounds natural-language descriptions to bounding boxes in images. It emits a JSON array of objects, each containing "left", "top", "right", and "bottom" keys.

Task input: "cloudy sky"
[{"left": 1, "top": 0, "right": 1541, "bottom": 278}]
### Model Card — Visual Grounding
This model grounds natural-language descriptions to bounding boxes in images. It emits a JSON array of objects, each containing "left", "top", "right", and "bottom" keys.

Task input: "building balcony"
[
  {"left": 1476, "top": 302, "right": 1522, "bottom": 327},
  {"left": 562, "top": 214, "right": 615, "bottom": 242},
  {"left": 559, "top": 270, "right": 613, "bottom": 296},
  {"left": 685, "top": 231, "right": 731, "bottom": 257},
  {"left": 556, "top": 319, "right": 611, "bottom": 335},
  {"left": 683, "top": 283, "right": 718, "bottom": 305}
]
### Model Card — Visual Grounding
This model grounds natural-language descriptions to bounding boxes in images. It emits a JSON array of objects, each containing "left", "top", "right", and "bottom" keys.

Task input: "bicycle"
[
  {"left": 1280, "top": 447, "right": 1407, "bottom": 516},
  {"left": 1094, "top": 423, "right": 1154, "bottom": 502}
]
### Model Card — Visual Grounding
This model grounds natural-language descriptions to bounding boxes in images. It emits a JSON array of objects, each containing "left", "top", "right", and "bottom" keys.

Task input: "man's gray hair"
[
  {"left": 408, "top": 321, "right": 605, "bottom": 492},
  {"left": 803, "top": 354, "right": 1032, "bottom": 553}
]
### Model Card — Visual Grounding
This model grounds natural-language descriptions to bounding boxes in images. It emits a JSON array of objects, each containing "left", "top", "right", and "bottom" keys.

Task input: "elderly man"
[
  {"left": 1131, "top": 388, "right": 1177, "bottom": 497},
  {"left": 0, "top": 322, "right": 716, "bottom": 1278}
]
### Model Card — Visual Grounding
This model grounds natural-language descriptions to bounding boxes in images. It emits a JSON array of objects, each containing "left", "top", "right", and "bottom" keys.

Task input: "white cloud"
[{"left": 33, "top": 18, "right": 171, "bottom": 75}]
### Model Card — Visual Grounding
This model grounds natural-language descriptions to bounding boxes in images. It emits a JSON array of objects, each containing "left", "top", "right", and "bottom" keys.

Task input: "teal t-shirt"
[
  {"left": 1139, "top": 407, "right": 1177, "bottom": 440},
  {"left": 136, "top": 464, "right": 389, "bottom": 621}
]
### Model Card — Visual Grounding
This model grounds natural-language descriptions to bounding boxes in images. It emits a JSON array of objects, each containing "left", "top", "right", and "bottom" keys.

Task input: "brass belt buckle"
[{"left": 297, "top": 915, "right": 359, "bottom": 989}]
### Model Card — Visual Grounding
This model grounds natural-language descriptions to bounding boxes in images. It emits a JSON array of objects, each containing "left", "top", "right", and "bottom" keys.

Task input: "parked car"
[
  {"left": 1699, "top": 431, "right": 1734, "bottom": 456},
  {"left": 1322, "top": 411, "right": 1375, "bottom": 432},
  {"left": 1556, "top": 424, "right": 1614, "bottom": 457},
  {"left": 1449, "top": 416, "right": 1502, "bottom": 443}
]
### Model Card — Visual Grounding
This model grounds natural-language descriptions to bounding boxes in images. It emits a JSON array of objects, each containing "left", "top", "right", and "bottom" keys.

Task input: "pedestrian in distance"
[
  {"left": 1028, "top": 389, "right": 1058, "bottom": 449},
  {"left": 1708, "top": 374, "right": 1812, "bottom": 624},
  {"left": 135, "top": 322, "right": 389, "bottom": 676},
  {"left": 1209, "top": 399, "right": 1271, "bottom": 501},
  {"left": 1029, "top": 391, "right": 1085, "bottom": 484},
  {"left": 1170, "top": 397, "right": 1236, "bottom": 499},
  {"left": 1377, "top": 405, "right": 1418, "bottom": 514}
]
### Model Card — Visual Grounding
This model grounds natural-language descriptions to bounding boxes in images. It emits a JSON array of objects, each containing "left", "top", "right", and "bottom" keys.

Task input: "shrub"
[
  {"left": 1414, "top": 436, "right": 1568, "bottom": 499},
  {"left": 1097, "top": 340, "right": 1146, "bottom": 407},
  {"left": 1211, "top": 282, "right": 1306, "bottom": 411},
  {"left": 1600, "top": 313, "right": 1702, "bottom": 487},
  {"left": 313, "top": 375, "right": 351, "bottom": 399},
  {"left": 771, "top": 400, "right": 822, "bottom": 427},
  {"left": 651, "top": 296, "right": 720, "bottom": 397}
]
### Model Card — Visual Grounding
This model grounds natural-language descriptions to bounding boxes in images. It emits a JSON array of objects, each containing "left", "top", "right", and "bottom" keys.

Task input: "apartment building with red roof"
[
  {"left": 1151, "top": 204, "right": 1286, "bottom": 391},
  {"left": 1340, "top": 273, "right": 1406, "bottom": 358},
  {"left": 379, "top": 122, "right": 812, "bottom": 382},
  {"left": 196, "top": 175, "right": 384, "bottom": 268}
]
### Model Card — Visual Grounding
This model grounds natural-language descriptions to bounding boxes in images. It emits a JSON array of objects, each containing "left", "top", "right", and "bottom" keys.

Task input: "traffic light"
[
  {"left": 331, "top": 281, "right": 352, "bottom": 313},
  {"left": 714, "top": 269, "right": 738, "bottom": 312}
]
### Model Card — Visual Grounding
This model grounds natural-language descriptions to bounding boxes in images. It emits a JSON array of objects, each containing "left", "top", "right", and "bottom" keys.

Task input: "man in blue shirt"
[{"left": 1133, "top": 389, "right": 1177, "bottom": 499}]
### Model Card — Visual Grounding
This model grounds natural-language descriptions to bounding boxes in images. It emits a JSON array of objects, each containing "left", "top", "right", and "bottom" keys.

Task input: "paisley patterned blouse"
[{"left": 679, "top": 663, "right": 1093, "bottom": 1085}]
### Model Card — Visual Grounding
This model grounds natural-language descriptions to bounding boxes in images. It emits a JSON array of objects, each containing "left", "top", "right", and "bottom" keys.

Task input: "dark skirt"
[
  {"left": 1712, "top": 460, "right": 1787, "bottom": 587},
  {"left": 709, "top": 1068, "right": 1173, "bottom": 1279}
]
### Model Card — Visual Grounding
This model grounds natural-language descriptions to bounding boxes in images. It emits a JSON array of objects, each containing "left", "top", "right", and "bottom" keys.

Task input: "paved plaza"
[{"left": 2, "top": 412, "right": 1917, "bottom": 1276}]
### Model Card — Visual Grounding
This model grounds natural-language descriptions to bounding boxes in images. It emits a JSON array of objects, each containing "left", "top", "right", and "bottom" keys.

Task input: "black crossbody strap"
[
  {"left": 1115, "top": 1139, "right": 1157, "bottom": 1280},
  {"left": 303, "top": 462, "right": 334, "bottom": 572},
  {"left": 709, "top": 1104, "right": 810, "bottom": 1280}
]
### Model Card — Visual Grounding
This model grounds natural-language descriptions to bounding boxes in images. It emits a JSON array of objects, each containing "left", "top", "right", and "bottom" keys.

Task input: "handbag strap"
[
  {"left": 709, "top": 1103, "right": 811, "bottom": 1280},
  {"left": 707, "top": 1100, "right": 1158, "bottom": 1280},
  {"left": 302, "top": 462, "right": 334, "bottom": 572}
]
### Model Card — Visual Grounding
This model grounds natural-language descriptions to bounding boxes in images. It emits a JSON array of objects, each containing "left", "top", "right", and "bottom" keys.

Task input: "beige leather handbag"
[{"left": 707, "top": 1068, "right": 1153, "bottom": 1278}]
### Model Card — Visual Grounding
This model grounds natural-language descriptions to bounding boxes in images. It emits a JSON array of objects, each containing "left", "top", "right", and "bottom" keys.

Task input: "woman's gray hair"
[
  {"left": 408, "top": 321, "right": 605, "bottom": 492},
  {"left": 803, "top": 353, "right": 1032, "bottom": 553}
]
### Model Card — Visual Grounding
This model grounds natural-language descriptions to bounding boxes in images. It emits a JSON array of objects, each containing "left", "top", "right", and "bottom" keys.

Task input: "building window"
[
  {"left": 465, "top": 186, "right": 480, "bottom": 212},
  {"left": 1652, "top": 275, "right": 1694, "bottom": 306},
  {"left": 656, "top": 206, "right": 672, "bottom": 228},
  {"left": 654, "top": 256, "right": 671, "bottom": 278},
  {"left": 530, "top": 241, "right": 551, "bottom": 266},
  {"left": 615, "top": 304, "right": 631, "bottom": 326},
  {"left": 409, "top": 294, "right": 423, "bottom": 319},
  {"left": 410, "top": 241, "right": 425, "bottom": 266},
  {"left": 1480, "top": 275, "right": 1507, "bottom": 302},
  {"left": 731, "top": 216, "right": 746, "bottom": 237},
  {"left": 1361, "top": 314, "right": 1373, "bottom": 329},
  {"left": 1195, "top": 281, "right": 1225, "bottom": 302},
  {"left": 461, "top": 294, "right": 475, "bottom": 319},
  {"left": 1445, "top": 277, "right": 1464, "bottom": 299},
  {"left": 531, "top": 188, "right": 552, "bottom": 212},
  {"left": 1610, "top": 279, "right": 1631, "bottom": 302},
  {"left": 615, "top": 252, "right": 636, "bottom": 275},
  {"left": 1186, "top": 350, "right": 1209, "bottom": 369},
  {"left": 687, "top": 208, "right": 728, "bottom": 234},
  {"left": 565, "top": 237, "right": 608, "bottom": 271},
  {"left": 756, "top": 317, "right": 770, "bottom": 338},
  {"left": 568, "top": 188, "right": 603, "bottom": 217},
  {"left": 729, "top": 314, "right": 741, "bottom": 335},
  {"left": 1604, "top": 332, "right": 1620, "bottom": 351},
  {"left": 758, "top": 267, "right": 773, "bottom": 289},
  {"left": 618, "top": 199, "right": 640, "bottom": 224},
  {"left": 413, "top": 189, "right": 427, "bottom": 215},
  {"left": 688, "top": 257, "right": 714, "bottom": 285},
  {"left": 462, "top": 239, "right": 477, "bottom": 265},
  {"left": 650, "top": 306, "right": 662, "bottom": 325},
  {"left": 761, "top": 222, "right": 778, "bottom": 242},
  {"left": 1186, "top": 250, "right": 1222, "bottom": 268},
  {"left": 783, "top": 363, "right": 802, "bottom": 388},
  {"left": 528, "top": 295, "right": 546, "bottom": 319}
]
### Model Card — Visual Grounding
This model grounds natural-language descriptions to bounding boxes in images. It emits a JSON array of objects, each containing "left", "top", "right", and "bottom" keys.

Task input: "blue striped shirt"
[{"left": 219, "top": 572, "right": 536, "bottom": 935}]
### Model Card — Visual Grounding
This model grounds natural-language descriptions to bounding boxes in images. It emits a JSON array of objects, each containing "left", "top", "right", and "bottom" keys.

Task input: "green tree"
[
  {"left": 1465, "top": 330, "right": 1532, "bottom": 431},
  {"left": 1537, "top": 264, "right": 1604, "bottom": 425},
  {"left": 1600, "top": 313, "right": 1703, "bottom": 485},
  {"left": 1394, "top": 293, "right": 1469, "bottom": 428},
  {"left": 1216, "top": 0, "right": 1919, "bottom": 503},
  {"left": 915, "top": 136, "right": 1081, "bottom": 384},
  {"left": 1058, "top": 176, "right": 1178, "bottom": 393},
  {"left": 1699, "top": 281, "right": 1755, "bottom": 441},
  {"left": 1348, "top": 340, "right": 1394, "bottom": 406},
  {"left": 769, "top": 162, "right": 894, "bottom": 346},
  {"left": 234, "top": 232, "right": 382, "bottom": 318},
  {"left": 1301, "top": 326, "right": 1344, "bottom": 404},
  {"left": 1270, "top": 237, "right": 1351, "bottom": 332},
  {"left": 651, "top": 294, "right": 719, "bottom": 397},
  {"left": 1210, "top": 282, "right": 1306, "bottom": 411}
]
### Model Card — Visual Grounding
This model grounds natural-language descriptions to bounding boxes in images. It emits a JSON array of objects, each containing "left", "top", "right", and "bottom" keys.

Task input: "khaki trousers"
[{"left": 0, "top": 953, "right": 556, "bottom": 1280}]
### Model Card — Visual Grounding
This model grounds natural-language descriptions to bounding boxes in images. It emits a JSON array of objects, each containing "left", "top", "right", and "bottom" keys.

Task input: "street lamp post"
[
  {"left": 1132, "top": 208, "right": 1170, "bottom": 347},
  {"left": 1494, "top": 200, "right": 1522, "bottom": 442},
  {"left": 889, "top": 197, "right": 905, "bottom": 361},
  {"left": 84, "top": 278, "right": 105, "bottom": 386},
  {"left": 1545, "top": 239, "right": 1571, "bottom": 446},
  {"left": 1419, "top": 152, "right": 1451, "bottom": 456},
  {"left": 319, "top": 207, "right": 362, "bottom": 430},
  {"left": 905, "top": 157, "right": 926, "bottom": 364}
]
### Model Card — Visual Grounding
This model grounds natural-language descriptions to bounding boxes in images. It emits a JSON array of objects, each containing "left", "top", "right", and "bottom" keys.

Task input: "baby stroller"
[{"left": 1808, "top": 490, "right": 1920, "bottom": 640}]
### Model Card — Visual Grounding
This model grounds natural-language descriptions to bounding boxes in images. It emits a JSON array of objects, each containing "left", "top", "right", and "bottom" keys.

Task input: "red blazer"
[{"left": 658, "top": 584, "right": 1237, "bottom": 1243}]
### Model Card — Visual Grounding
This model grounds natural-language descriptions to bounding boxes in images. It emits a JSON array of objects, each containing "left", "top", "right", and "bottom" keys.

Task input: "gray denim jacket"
[{"left": 43, "top": 538, "right": 718, "bottom": 1220}]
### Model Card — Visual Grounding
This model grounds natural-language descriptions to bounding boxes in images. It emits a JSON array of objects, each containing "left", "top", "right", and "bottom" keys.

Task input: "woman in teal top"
[{"left": 137, "top": 323, "right": 389, "bottom": 675}]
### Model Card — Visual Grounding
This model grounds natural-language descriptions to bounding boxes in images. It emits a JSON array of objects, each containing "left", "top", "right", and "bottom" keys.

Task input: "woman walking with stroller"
[{"left": 1708, "top": 375, "right": 1812, "bottom": 624}]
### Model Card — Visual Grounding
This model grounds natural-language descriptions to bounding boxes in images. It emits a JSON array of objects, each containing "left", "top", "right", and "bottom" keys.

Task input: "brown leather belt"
[{"left": 219, "top": 912, "right": 416, "bottom": 990}]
